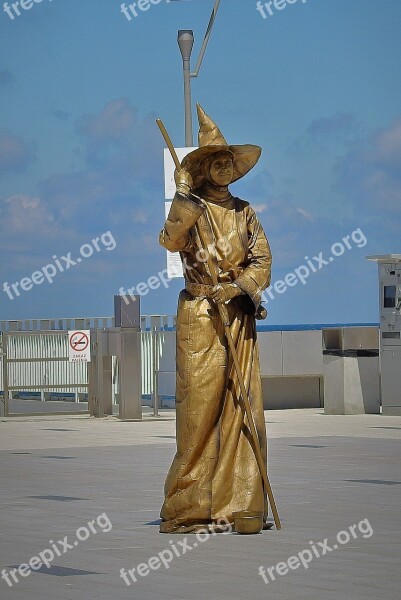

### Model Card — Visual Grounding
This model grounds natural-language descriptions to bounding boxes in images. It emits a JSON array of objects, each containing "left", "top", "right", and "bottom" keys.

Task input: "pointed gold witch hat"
[{"left": 181, "top": 104, "right": 262, "bottom": 189}]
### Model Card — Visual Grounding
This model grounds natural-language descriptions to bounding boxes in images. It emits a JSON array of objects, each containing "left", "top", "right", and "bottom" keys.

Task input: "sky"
[{"left": 0, "top": 0, "right": 400, "bottom": 325}]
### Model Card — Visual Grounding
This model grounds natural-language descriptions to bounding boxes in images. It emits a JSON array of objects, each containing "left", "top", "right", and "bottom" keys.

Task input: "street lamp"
[
  {"left": 177, "top": 29, "right": 194, "bottom": 147},
  {"left": 177, "top": 0, "right": 221, "bottom": 147}
]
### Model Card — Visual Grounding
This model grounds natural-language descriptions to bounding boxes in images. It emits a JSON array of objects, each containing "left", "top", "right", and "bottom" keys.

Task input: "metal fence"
[
  {"left": 140, "top": 315, "right": 176, "bottom": 401},
  {"left": 0, "top": 315, "right": 176, "bottom": 417},
  {"left": 0, "top": 317, "right": 114, "bottom": 333},
  {"left": 2, "top": 330, "right": 89, "bottom": 416}
]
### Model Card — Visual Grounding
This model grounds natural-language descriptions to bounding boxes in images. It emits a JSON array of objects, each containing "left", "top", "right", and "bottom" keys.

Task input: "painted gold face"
[{"left": 209, "top": 153, "right": 234, "bottom": 187}]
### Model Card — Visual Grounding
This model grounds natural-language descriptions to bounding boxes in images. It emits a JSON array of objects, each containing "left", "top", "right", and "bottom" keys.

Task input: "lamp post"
[
  {"left": 177, "top": 29, "right": 194, "bottom": 147},
  {"left": 177, "top": 0, "right": 221, "bottom": 147}
]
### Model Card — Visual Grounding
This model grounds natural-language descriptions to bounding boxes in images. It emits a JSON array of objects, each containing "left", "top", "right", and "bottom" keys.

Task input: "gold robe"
[{"left": 159, "top": 192, "right": 272, "bottom": 533}]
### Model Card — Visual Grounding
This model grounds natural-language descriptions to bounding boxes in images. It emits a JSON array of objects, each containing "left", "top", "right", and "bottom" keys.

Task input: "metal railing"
[
  {"left": 0, "top": 316, "right": 114, "bottom": 333},
  {"left": 0, "top": 315, "right": 176, "bottom": 417},
  {"left": 2, "top": 330, "right": 89, "bottom": 417}
]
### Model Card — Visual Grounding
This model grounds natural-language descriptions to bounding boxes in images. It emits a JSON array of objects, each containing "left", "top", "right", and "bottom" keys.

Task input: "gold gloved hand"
[
  {"left": 174, "top": 168, "right": 193, "bottom": 197},
  {"left": 210, "top": 283, "right": 242, "bottom": 304}
]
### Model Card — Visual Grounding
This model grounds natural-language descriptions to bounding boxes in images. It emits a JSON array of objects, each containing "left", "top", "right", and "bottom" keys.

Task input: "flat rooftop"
[{"left": 0, "top": 409, "right": 400, "bottom": 600}]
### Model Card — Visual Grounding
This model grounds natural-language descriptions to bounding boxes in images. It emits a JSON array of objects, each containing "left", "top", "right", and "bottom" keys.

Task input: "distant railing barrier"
[
  {"left": 0, "top": 314, "right": 178, "bottom": 418},
  {"left": 2, "top": 331, "right": 89, "bottom": 417}
]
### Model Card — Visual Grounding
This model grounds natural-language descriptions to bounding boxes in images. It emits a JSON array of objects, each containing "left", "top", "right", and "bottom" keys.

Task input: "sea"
[{"left": 256, "top": 323, "right": 379, "bottom": 332}]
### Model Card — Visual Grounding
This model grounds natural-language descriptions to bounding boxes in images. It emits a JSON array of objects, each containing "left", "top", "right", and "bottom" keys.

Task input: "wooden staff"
[{"left": 156, "top": 119, "right": 281, "bottom": 530}]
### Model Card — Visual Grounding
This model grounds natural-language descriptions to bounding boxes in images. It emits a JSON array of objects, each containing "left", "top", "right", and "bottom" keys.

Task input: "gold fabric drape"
[{"left": 159, "top": 193, "right": 272, "bottom": 534}]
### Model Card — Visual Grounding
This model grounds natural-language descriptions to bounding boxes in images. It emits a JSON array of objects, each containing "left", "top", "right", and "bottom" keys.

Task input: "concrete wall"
[
  {"left": 262, "top": 376, "right": 322, "bottom": 410},
  {"left": 158, "top": 330, "right": 324, "bottom": 410},
  {"left": 258, "top": 330, "right": 323, "bottom": 409},
  {"left": 2, "top": 324, "right": 381, "bottom": 413}
]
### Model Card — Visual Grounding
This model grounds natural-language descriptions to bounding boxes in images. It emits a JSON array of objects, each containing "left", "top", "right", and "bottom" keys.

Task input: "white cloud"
[
  {"left": 1, "top": 194, "right": 57, "bottom": 235},
  {"left": 77, "top": 99, "right": 137, "bottom": 142},
  {"left": 253, "top": 203, "right": 268, "bottom": 213},
  {"left": 0, "top": 131, "right": 35, "bottom": 174},
  {"left": 335, "top": 114, "right": 401, "bottom": 215},
  {"left": 296, "top": 207, "right": 314, "bottom": 222}
]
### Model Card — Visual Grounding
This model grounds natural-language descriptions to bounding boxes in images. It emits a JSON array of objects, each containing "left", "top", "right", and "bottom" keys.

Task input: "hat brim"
[{"left": 181, "top": 144, "right": 261, "bottom": 189}]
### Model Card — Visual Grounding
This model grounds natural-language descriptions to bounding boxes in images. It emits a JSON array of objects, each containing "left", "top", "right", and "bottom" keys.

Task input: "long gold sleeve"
[
  {"left": 234, "top": 207, "right": 272, "bottom": 312},
  {"left": 159, "top": 193, "right": 205, "bottom": 253}
]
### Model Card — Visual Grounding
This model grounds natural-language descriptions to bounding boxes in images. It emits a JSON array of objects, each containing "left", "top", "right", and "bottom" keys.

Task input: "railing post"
[
  {"left": 3, "top": 333, "right": 9, "bottom": 417},
  {"left": 95, "top": 330, "right": 105, "bottom": 418},
  {"left": 152, "top": 321, "right": 159, "bottom": 417}
]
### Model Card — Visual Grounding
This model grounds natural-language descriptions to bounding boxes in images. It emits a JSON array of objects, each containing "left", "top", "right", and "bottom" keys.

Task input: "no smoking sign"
[{"left": 68, "top": 330, "right": 91, "bottom": 363}]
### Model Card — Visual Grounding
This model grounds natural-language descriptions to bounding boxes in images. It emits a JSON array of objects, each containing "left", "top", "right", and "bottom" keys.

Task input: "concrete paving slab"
[{"left": 0, "top": 409, "right": 400, "bottom": 600}]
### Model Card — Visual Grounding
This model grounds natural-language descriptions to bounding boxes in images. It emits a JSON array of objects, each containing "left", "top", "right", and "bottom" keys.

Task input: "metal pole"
[
  {"left": 88, "top": 330, "right": 96, "bottom": 416},
  {"left": 183, "top": 56, "right": 193, "bottom": 147},
  {"left": 191, "top": 0, "right": 221, "bottom": 78},
  {"left": 152, "top": 323, "right": 159, "bottom": 417},
  {"left": 177, "top": 0, "right": 221, "bottom": 146},
  {"left": 95, "top": 329, "right": 104, "bottom": 418},
  {"left": 3, "top": 333, "right": 9, "bottom": 417},
  {"left": 178, "top": 30, "right": 194, "bottom": 147}
]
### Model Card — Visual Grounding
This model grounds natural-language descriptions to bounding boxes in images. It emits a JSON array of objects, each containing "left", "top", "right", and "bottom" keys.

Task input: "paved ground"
[{"left": 0, "top": 408, "right": 400, "bottom": 600}]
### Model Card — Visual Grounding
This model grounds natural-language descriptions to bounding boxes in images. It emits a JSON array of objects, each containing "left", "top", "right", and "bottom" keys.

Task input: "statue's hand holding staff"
[
  {"left": 174, "top": 168, "right": 193, "bottom": 197},
  {"left": 211, "top": 283, "right": 242, "bottom": 304}
]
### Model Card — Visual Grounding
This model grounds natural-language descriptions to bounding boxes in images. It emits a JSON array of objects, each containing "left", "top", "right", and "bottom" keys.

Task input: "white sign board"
[
  {"left": 163, "top": 146, "right": 197, "bottom": 279},
  {"left": 164, "top": 147, "right": 197, "bottom": 200},
  {"left": 68, "top": 330, "right": 91, "bottom": 363},
  {"left": 165, "top": 201, "right": 184, "bottom": 279}
]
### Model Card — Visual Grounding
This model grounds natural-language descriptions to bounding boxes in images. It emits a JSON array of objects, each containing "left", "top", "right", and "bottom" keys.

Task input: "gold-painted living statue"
[{"left": 158, "top": 105, "right": 276, "bottom": 534}]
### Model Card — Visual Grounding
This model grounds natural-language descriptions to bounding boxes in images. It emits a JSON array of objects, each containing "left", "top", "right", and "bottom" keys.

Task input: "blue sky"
[{"left": 0, "top": 0, "right": 400, "bottom": 325}]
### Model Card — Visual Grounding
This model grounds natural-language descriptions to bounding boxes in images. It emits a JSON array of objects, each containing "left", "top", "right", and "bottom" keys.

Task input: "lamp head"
[{"left": 178, "top": 30, "right": 194, "bottom": 60}]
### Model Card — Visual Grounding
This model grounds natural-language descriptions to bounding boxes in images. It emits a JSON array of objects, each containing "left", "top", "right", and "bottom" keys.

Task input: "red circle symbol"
[{"left": 69, "top": 331, "right": 89, "bottom": 352}]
